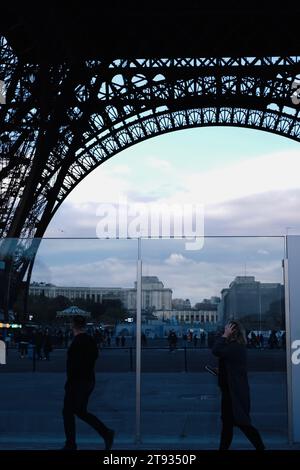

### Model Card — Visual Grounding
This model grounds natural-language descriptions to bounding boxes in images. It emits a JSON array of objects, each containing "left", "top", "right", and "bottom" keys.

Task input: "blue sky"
[{"left": 32, "top": 126, "right": 299, "bottom": 303}]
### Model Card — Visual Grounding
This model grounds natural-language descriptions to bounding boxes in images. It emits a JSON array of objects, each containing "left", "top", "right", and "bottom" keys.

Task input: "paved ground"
[
  {"left": 2, "top": 347, "right": 287, "bottom": 373},
  {"left": 0, "top": 370, "right": 290, "bottom": 450}
]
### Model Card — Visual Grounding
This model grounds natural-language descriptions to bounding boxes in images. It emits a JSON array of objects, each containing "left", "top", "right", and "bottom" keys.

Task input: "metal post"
[
  {"left": 135, "top": 238, "right": 142, "bottom": 444},
  {"left": 259, "top": 284, "right": 262, "bottom": 334},
  {"left": 283, "top": 237, "right": 293, "bottom": 444}
]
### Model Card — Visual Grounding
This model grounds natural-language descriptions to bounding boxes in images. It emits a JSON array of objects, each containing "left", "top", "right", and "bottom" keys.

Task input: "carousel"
[{"left": 56, "top": 305, "right": 91, "bottom": 323}]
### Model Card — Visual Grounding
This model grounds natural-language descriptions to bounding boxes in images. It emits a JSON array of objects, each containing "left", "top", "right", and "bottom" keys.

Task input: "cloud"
[
  {"left": 32, "top": 237, "right": 284, "bottom": 305},
  {"left": 165, "top": 253, "right": 191, "bottom": 266},
  {"left": 257, "top": 249, "right": 270, "bottom": 255},
  {"left": 109, "top": 164, "right": 132, "bottom": 176},
  {"left": 46, "top": 143, "right": 300, "bottom": 239},
  {"left": 141, "top": 258, "right": 283, "bottom": 304},
  {"left": 204, "top": 189, "right": 300, "bottom": 235},
  {"left": 66, "top": 164, "right": 131, "bottom": 204},
  {"left": 32, "top": 257, "right": 137, "bottom": 288},
  {"left": 46, "top": 188, "right": 300, "bottom": 238},
  {"left": 161, "top": 149, "right": 300, "bottom": 206},
  {"left": 145, "top": 157, "right": 172, "bottom": 171},
  {"left": 40, "top": 134, "right": 297, "bottom": 302}
]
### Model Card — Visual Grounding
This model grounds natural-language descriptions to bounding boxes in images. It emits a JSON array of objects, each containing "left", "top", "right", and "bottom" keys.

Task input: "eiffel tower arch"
[
  {"left": 0, "top": 3, "right": 300, "bottom": 320},
  {"left": 1, "top": 0, "right": 300, "bottom": 448}
]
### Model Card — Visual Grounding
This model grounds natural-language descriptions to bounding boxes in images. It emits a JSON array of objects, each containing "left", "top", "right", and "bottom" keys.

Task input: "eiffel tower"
[{"left": 1, "top": 2, "right": 300, "bottom": 321}]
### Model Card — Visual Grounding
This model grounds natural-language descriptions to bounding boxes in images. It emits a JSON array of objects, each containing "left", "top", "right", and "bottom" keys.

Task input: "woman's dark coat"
[{"left": 212, "top": 336, "right": 251, "bottom": 426}]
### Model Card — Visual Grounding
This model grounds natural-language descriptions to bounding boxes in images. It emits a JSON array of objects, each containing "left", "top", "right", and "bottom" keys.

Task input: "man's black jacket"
[{"left": 66, "top": 333, "right": 98, "bottom": 382}]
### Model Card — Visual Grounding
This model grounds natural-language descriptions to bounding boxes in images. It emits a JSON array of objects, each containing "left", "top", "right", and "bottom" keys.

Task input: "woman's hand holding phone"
[{"left": 222, "top": 323, "right": 236, "bottom": 338}]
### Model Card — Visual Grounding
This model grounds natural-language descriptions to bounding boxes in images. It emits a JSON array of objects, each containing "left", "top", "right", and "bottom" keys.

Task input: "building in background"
[
  {"left": 154, "top": 307, "right": 219, "bottom": 325},
  {"left": 30, "top": 276, "right": 172, "bottom": 313},
  {"left": 126, "top": 276, "right": 172, "bottom": 312},
  {"left": 30, "top": 282, "right": 124, "bottom": 304},
  {"left": 172, "top": 298, "right": 192, "bottom": 310},
  {"left": 155, "top": 296, "right": 220, "bottom": 327},
  {"left": 30, "top": 279, "right": 224, "bottom": 327},
  {"left": 218, "top": 276, "right": 284, "bottom": 329}
]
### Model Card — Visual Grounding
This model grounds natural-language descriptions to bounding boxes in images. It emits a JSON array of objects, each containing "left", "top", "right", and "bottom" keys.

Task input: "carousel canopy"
[{"left": 56, "top": 305, "right": 91, "bottom": 318}]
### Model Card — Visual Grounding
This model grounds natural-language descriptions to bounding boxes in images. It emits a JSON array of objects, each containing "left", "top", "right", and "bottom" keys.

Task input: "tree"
[{"left": 14, "top": 294, "right": 128, "bottom": 325}]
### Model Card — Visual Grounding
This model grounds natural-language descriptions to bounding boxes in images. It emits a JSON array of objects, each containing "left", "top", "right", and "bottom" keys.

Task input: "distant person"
[
  {"left": 94, "top": 329, "right": 101, "bottom": 349},
  {"left": 250, "top": 331, "right": 258, "bottom": 349},
  {"left": 64, "top": 330, "right": 70, "bottom": 349},
  {"left": 4, "top": 332, "right": 11, "bottom": 352},
  {"left": 19, "top": 329, "right": 29, "bottom": 359},
  {"left": 259, "top": 333, "right": 264, "bottom": 349},
  {"left": 208, "top": 332, "right": 215, "bottom": 348},
  {"left": 141, "top": 333, "right": 147, "bottom": 347},
  {"left": 193, "top": 334, "right": 198, "bottom": 348},
  {"left": 36, "top": 329, "right": 44, "bottom": 360},
  {"left": 212, "top": 321, "right": 265, "bottom": 451},
  {"left": 43, "top": 329, "right": 53, "bottom": 360},
  {"left": 61, "top": 316, "right": 114, "bottom": 450},
  {"left": 168, "top": 330, "right": 177, "bottom": 352},
  {"left": 268, "top": 330, "right": 279, "bottom": 349},
  {"left": 99, "top": 331, "right": 105, "bottom": 350},
  {"left": 57, "top": 330, "right": 64, "bottom": 348}
]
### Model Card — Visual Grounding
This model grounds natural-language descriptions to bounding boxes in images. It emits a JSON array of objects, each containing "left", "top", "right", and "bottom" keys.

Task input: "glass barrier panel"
[
  {"left": 140, "top": 236, "right": 287, "bottom": 449},
  {"left": 0, "top": 237, "right": 138, "bottom": 449}
]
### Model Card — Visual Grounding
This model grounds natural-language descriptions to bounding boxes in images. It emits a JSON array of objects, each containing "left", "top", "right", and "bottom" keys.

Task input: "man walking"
[{"left": 62, "top": 315, "right": 114, "bottom": 450}]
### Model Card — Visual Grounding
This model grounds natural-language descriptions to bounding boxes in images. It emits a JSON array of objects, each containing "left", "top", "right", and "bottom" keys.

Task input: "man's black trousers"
[{"left": 63, "top": 379, "right": 109, "bottom": 446}]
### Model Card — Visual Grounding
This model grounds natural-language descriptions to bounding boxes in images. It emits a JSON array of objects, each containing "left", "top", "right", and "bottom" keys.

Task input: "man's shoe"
[
  {"left": 104, "top": 429, "right": 115, "bottom": 450},
  {"left": 60, "top": 443, "right": 77, "bottom": 451}
]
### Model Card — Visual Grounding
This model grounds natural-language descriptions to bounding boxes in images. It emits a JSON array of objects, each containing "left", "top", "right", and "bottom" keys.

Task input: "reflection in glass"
[
  {"left": 0, "top": 238, "right": 138, "bottom": 449},
  {"left": 0, "top": 236, "right": 288, "bottom": 449},
  {"left": 139, "top": 237, "right": 287, "bottom": 448}
]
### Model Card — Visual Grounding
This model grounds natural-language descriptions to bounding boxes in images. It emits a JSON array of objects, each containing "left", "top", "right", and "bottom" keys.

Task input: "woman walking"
[{"left": 212, "top": 321, "right": 265, "bottom": 450}]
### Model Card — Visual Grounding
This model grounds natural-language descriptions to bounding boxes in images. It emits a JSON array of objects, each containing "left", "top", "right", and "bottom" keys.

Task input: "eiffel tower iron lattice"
[{"left": 1, "top": 34, "right": 300, "bottom": 320}]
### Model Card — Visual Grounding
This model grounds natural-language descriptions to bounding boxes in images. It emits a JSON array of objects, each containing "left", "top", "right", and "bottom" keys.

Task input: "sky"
[{"left": 34, "top": 126, "right": 300, "bottom": 303}]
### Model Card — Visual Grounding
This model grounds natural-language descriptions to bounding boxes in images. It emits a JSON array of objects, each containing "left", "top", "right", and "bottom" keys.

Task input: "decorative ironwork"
[{"left": 1, "top": 36, "right": 300, "bottom": 318}]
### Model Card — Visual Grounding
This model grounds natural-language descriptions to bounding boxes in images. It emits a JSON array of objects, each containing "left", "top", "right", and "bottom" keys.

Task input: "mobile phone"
[{"left": 205, "top": 365, "right": 218, "bottom": 376}]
